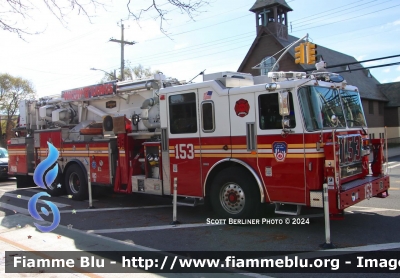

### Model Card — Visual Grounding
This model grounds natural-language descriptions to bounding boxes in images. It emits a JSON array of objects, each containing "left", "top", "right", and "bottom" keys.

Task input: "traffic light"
[
  {"left": 294, "top": 43, "right": 305, "bottom": 64},
  {"left": 306, "top": 42, "right": 317, "bottom": 65}
]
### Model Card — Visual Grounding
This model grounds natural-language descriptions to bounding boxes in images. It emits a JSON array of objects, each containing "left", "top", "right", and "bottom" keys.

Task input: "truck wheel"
[
  {"left": 64, "top": 164, "right": 88, "bottom": 200},
  {"left": 45, "top": 170, "right": 65, "bottom": 197},
  {"left": 210, "top": 167, "right": 260, "bottom": 219}
]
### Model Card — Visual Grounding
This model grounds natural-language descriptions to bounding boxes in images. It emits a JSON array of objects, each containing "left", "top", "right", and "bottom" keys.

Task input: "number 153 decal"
[{"left": 175, "top": 144, "right": 194, "bottom": 159}]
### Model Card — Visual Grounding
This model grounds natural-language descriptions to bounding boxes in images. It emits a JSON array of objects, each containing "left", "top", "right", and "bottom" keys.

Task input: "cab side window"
[
  {"left": 259, "top": 93, "right": 296, "bottom": 129},
  {"left": 169, "top": 92, "right": 197, "bottom": 134},
  {"left": 202, "top": 101, "right": 215, "bottom": 132}
]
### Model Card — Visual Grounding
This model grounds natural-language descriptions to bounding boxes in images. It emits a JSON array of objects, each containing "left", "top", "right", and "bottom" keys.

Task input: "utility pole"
[{"left": 110, "top": 20, "right": 136, "bottom": 80}]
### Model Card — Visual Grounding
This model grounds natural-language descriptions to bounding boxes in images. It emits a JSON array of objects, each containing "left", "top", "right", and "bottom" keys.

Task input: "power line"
[
  {"left": 293, "top": 0, "right": 393, "bottom": 30},
  {"left": 145, "top": 14, "right": 252, "bottom": 42},
  {"left": 291, "top": 0, "right": 371, "bottom": 24},
  {"left": 134, "top": 31, "right": 254, "bottom": 60},
  {"left": 333, "top": 62, "right": 400, "bottom": 73},
  {"left": 293, "top": 3, "right": 400, "bottom": 33},
  {"left": 134, "top": 35, "right": 254, "bottom": 64},
  {"left": 305, "top": 54, "right": 400, "bottom": 72},
  {"left": 132, "top": 1, "right": 400, "bottom": 65},
  {"left": 13, "top": 0, "right": 400, "bottom": 92}
]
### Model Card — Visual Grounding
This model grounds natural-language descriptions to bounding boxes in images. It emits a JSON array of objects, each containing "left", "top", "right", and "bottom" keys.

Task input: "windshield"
[
  {"left": 341, "top": 90, "right": 366, "bottom": 127},
  {"left": 298, "top": 86, "right": 366, "bottom": 131}
]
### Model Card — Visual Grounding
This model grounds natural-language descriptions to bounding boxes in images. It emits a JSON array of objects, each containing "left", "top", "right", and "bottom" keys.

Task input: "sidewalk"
[
  {"left": 0, "top": 214, "right": 162, "bottom": 278},
  {"left": 0, "top": 214, "right": 244, "bottom": 278}
]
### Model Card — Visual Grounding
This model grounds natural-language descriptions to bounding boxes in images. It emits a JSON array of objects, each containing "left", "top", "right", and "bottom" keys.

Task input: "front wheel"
[
  {"left": 64, "top": 164, "right": 88, "bottom": 201},
  {"left": 45, "top": 173, "right": 66, "bottom": 196},
  {"left": 210, "top": 167, "right": 260, "bottom": 219}
]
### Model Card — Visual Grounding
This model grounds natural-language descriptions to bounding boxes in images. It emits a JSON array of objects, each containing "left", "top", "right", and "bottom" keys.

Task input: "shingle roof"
[
  {"left": 377, "top": 82, "right": 400, "bottom": 107},
  {"left": 276, "top": 35, "right": 388, "bottom": 101},
  {"left": 250, "top": 0, "right": 293, "bottom": 12}
]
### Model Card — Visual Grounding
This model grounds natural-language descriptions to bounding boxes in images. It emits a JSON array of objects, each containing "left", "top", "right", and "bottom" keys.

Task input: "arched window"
[{"left": 260, "top": 56, "right": 278, "bottom": 75}]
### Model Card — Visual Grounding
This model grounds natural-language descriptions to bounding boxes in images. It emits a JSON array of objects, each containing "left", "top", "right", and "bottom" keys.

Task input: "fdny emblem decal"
[
  {"left": 234, "top": 99, "right": 250, "bottom": 117},
  {"left": 273, "top": 142, "right": 287, "bottom": 162}
]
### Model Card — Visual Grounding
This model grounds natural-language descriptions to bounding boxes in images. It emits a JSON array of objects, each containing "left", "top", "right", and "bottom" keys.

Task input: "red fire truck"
[{"left": 8, "top": 67, "right": 389, "bottom": 219}]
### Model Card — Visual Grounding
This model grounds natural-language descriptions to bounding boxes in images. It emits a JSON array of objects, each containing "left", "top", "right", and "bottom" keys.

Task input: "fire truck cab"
[
  {"left": 153, "top": 70, "right": 389, "bottom": 218},
  {"left": 9, "top": 69, "right": 389, "bottom": 219}
]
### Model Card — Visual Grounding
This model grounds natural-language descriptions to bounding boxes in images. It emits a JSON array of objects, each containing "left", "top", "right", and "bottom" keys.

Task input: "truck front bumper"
[{"left": 338, "top": 175, "right": 390, "bottom": 210}]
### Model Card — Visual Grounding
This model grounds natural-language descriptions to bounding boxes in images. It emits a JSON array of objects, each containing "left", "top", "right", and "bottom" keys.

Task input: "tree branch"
[
  {"left": 1, "top": 0, "right": 106, "bottom": 39},
  {"left": 1, "top": 0, "right": 208, "bottom": 39},
  {"left": 127, "top": 0, "right": 208, "bottom": 35}
]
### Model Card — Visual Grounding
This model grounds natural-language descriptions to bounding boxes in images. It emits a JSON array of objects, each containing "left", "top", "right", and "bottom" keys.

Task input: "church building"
[{"left": 238, "top": 0, "right": 397, "bottom": 139}]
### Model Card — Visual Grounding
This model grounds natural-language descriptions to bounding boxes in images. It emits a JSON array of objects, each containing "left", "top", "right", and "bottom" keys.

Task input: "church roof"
[
  {"left": 250, "top": 0, "right": 293, "bottom": 12},
  {"left": 378, "top": 82, "right": 400, "bottom": 107},
  {"left": 277, "top": 35, "right": 387, "bottom": 101},
  {"left": 238, "top": 28, "right": 388, "bottom": 102}
]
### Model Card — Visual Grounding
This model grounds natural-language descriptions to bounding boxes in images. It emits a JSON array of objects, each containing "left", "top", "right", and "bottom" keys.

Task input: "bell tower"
[{"left": 250, "top": 0, "right": 292, "bottom": 40}]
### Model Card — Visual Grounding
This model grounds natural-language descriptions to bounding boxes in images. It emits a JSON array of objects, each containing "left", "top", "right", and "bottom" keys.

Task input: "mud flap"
[{"left": 16, "top": 175, "right": 34, "bottom": 188}]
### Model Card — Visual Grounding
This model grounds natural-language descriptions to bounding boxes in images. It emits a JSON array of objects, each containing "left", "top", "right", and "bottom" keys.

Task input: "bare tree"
[
  {"left": 127, "top": 0, "right": 209, "bottom": 35},
  {"left": 1, "top": 0, "right": 105, "bottom": 39},
  {"left": 1, "top": 0, "right": 209, "bottom": 39}
]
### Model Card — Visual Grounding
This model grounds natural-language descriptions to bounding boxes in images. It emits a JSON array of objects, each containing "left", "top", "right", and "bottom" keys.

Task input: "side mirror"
[
  {"left": 278, "top": 91, "right": 290, "bottom": 116},
  {"left": 282, "top": 118, "right": 291, "bottom": 129},
  {"left": 331, "top": 114, "right": 338, "bottom": 126}
]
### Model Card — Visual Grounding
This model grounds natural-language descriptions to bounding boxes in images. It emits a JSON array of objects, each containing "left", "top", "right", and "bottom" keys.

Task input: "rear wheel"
[
  {"left": 64, "top": 164, "right": 88, "bottom": 200},
  {"left": 45, "top": 168, "right": 65, "bottom": 196},
  {"left": 210, "top": 167, "right": 260, "bottom": 219}
]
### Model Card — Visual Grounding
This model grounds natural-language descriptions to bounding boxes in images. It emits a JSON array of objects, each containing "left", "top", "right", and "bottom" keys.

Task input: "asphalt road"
[{"left": 1, "top": 156, "right": 400, "bottom": 277}]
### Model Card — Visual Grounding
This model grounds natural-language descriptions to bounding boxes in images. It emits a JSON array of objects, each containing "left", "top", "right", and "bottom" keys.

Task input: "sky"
[{"left": 1, "top": 0, "right": 400, "bottom": 98}]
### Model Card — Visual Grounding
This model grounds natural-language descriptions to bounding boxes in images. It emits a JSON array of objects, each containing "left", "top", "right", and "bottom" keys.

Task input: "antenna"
[{"left": 188, "top": 69, "right": 206, "bottom": 83}]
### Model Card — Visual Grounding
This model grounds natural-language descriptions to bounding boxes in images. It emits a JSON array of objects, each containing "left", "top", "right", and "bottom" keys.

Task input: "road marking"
[
  {"left": 351, "top": 205, "right": 400, "bottom": 212},
  {"left": 0, "top": 202, "right": 29, "bottom": 214},
  {"left": 59, "top": 205, "right": 172, "bottom": 214},
  {"left": 0, "top": 187, "right": 38, "bottom": 192},
  {"left": 60, "top": 195, "right": 98, "bottom": 202},
  {"left": 0, "top": 202, "right": 172, "bottom": 215},
  {"left": 326, "top": 242, "right": 400, "bottom": 252},
  {"left": 86, "top": 222, "right": 225, "bottom": 234},
  {"left": 388, "top": 163, "right": 400, "bottom": 169},
  {"left": 349, "top": 207, "right": 391, "bottom": 213},
  {"left": 0, "top": 191, "right": 69, "bottom": 207}
]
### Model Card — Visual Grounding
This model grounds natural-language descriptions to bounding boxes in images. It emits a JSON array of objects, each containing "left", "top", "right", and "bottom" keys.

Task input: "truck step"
[
  {"left": 175, "top": 198, "right": 203, "bottom": 207},
  {"left": 114, "top": 184, "right": 129, "bottom": 193},
  {"left": 274, "top": 203, "right": 302, "bottom": 216}
]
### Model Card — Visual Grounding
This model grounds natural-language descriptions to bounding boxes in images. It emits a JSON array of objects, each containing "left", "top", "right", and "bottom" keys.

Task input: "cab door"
[
  {"left": 256, "top": 91, "right": 306, "bottom": 204},
  {"left": 197, "top": 87, "right": 231, "bottom": 188},
  {"left": 167, "top": 90, "right": 202, "bottom": 197}
]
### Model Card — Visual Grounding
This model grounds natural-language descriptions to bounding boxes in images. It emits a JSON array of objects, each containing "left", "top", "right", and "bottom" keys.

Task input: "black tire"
[
  {"left": 210, "top": 167, "right": 260, "bottom": 219},
  {"left": 64, "top": 164, "right": 88, "bottom": 201},
  {"left": 45, "top": 168, "right": 66, "bottom": 197}
]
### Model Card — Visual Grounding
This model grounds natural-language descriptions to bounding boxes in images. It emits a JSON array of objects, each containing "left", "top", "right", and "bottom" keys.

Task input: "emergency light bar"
[{"left": 268, "top": 71, "right": 306, "bottom": 79}]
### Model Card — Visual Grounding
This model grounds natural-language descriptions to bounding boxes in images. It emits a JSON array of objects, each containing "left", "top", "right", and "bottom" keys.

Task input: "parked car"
[{"left": 0, "top": 147, "right": 9, "bottom": 179}]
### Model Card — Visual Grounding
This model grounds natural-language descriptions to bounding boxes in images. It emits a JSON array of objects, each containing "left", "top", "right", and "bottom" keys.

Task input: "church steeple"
[{"left": 250, "top": 0, "right": 292, "bottom": 40}]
